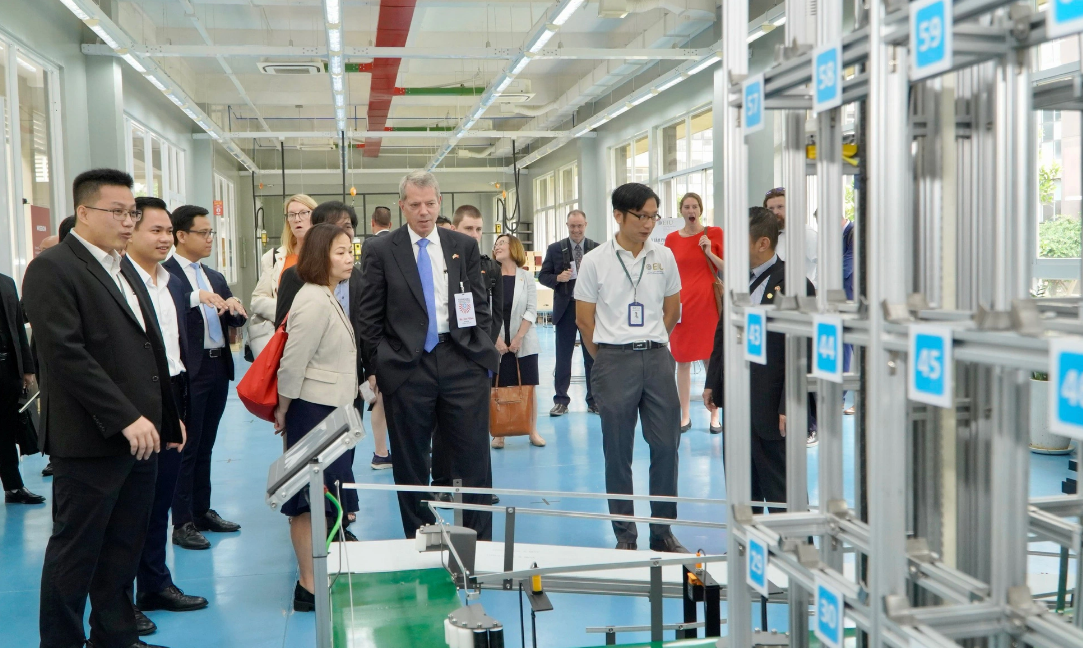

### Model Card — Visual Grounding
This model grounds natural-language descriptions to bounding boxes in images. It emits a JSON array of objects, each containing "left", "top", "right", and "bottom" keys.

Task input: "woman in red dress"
[{"left": 665, "top": 193, "right": 724, "bottom": 434}]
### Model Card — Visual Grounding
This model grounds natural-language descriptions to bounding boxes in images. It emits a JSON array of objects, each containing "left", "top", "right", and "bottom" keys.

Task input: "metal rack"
[{"left": 717, "top": 0, "right": 1083, "bottom": 645}]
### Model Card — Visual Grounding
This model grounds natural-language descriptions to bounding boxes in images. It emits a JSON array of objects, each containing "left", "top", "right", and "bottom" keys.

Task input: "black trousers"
[
  {"left": 553, "top": 306, "right": 594, "bottom": 406},
  {"left": 384, "top": 342, "right": 492, "bottom": 540},
  {"left": 172, "top": 353, "right": 228, "bottom": 526},
  {"left": 723, "top": 432, "right": 787, "bottom": 515},
  {"left": 40, "top": 454, "right": 156, "bottom": 648},
  {"left": 0, "top": 363, "right": 24, "bottom": 491},
  {"left": 137, "top": 377, "right": 187, "bottom": 596}
]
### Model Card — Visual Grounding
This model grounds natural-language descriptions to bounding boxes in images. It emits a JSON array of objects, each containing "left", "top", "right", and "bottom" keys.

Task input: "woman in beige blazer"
[{"left": 271, "top": 223, "right": 359, "bottom": 613}]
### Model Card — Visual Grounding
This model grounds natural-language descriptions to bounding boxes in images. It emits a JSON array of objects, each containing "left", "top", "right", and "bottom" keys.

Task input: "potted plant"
[{"left": 1031, "top": 372, "right": 1074, "bottom": 454}]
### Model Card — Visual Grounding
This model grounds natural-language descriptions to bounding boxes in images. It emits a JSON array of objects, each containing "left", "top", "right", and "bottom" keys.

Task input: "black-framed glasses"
[
  {"left": 625, "top": 210, "right": 662, "bottom": 222},
  {"left": 185, "top": 229, "right": 216, "bottom": 239},
  {"left": 86, "top": 206, "right": 142, "bottom": 222},
  {"left": 286, "top": 209, "right": 312, "bottom": 221}
]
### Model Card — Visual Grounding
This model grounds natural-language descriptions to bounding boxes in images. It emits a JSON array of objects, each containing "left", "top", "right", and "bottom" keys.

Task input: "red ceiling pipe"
[{"left": 364, "top": 0, "right": 418, "bottom": 157}]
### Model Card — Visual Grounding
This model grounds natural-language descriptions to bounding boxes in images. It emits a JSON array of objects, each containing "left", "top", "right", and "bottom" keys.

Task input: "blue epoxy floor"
[{"left": 0, "top": 325, "right": 1076, "bottom": 647}]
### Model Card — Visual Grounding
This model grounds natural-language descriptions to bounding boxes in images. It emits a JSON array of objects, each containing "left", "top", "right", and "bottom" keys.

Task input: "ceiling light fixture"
[
  {"left": 510, "top": 55, "right": 531, "bottom": 76},
  {"left": 334, "top": 93, "right": 345, "bottom": 107},
  {"left": 550, "top": 0, "right": 585, "bottom": 26},
  {"left": 330, "top": 55, "right": 344, "bottom": 75},
  {"left": 120, "top": 53, "right": 146, "bottom": 74},
  {"left": 655, "top": 76, "right": 683, "bottom": 92},
  {"left": 331, "top": 74, "right": 343, "bottom": 93},
  {"left": 528, "top": 29, "right": 555, "bottom": 54},
  {"left": 16, "top": 57, "right": 36, "bottom": 73},
  {"left": 87, "top": 22, "right": 120, "bottom": 49},
  {"left": 144, "top": 75, "right": 168, "bottom": 92},
  {"left": 195, "top": 120, "right": 208, "bottom": 130},
  {"left": 209, "top": 132, "right": 221, "bottom": 141},
  {"left": 687, "top": 53, "right": 721, "bottom": 75},
  {"left": 629, "top": 94, "right": 651, "bottom": 107},
  {"left": 327, "top": 28, "right": 342, "bottom": 53},
  {"left": 324, "top": 0, "right": 341, "bottom": 25},
  {"left": 182, "top": 107, "right": 198, "bottom": 120},
  {"left": 773, "top": 16, "right": 787, "bottom": 26},
  {"left": 609, "top": 104, "right": 630, "bottom": 119},
  {"left": 337, "top": 119, "right": 346, "bottom": 131},
  {"left": 58, "top": 0, "right": 89, "bottom": 20},
  {"left": 336, "top": 107, "right": 346, "bottom": 120},
  {"left": 166, "top": 94, "right": 184, "bottom": 107},
  {"left": 494, "top": 76, "right": 513, "bottom": 94}
]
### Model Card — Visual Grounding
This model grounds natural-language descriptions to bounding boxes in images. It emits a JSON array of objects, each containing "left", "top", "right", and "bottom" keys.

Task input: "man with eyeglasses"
[
  {"left": 163, "top": 205, "right": 247, "bottom": 551},
  {"left": 574, "top": 182, "right": 688, "bottom": 554},
  {"left": 25, "top": 168, "right": 182, "bottom": 648},
  {"left": 764, "top": 187, "right": 818, "bottom": 286}
]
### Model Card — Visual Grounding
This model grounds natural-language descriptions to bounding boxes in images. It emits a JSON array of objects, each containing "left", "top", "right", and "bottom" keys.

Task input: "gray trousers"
[{"left": 590, "top": 345, "right": 681, "bottom": 543}]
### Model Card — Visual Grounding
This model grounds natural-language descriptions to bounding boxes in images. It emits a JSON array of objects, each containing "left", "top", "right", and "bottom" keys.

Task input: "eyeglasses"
[
  {"left": 86, "top": 206, "right": 143, "bottom": 222},
  {"left": 625, "top": 210, "right": 661, "bottom": 222},
  {"left": 185, "top": 229, "right": 216, "bottom": 239},
  {"left": 287, "top": 209, "right": 312, "bottom": 221}
]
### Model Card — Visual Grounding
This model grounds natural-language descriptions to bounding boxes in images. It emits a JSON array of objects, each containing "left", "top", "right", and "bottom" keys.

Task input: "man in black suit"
[
  {"left": 539, "top": 210, "right": 599, "bottom": 416},
  {"left": 163, "top": 205, "right": 247, "bottom": 550},
  {"left": 0, "top": 271, "right": 43, "bottom": 505},
  {"left": 357, "top": 171, "right": 500, "bottom": 540},
  {"left": 370, "top": 205, "right": 392, "bottom": 237},
  {"left": 703, "top": 207, "right": 814, "bottom": 513},
  {"left": 452, "top": 205, "right": 502, "bottom": 344},
  {"left": 24, "top": 168, "right": 182, "bottom": 648}
]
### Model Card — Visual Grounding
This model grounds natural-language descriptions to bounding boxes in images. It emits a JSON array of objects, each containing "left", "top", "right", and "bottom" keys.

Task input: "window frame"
[
  {"left": 533, "top": 162, "right": 579, "bottom": 251},
  {"left": 608, "top": 132, "right": 651, "bottom": 239},
  {"left": 125, "top": 115, "right": 186, "bottom": 209},
  {"left": 214, "top": 172, "right": 238, "bottom": 284}
]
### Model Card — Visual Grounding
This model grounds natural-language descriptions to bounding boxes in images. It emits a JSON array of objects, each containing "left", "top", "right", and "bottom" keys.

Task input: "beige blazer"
[
  {"left": 277, "top": 283, "right": 358, "bottom": 407},
  {"left": 247, "top": 246, "right": 287, "bottom": 355}
]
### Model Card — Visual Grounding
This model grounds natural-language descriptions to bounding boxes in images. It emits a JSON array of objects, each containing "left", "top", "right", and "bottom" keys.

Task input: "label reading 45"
[
  {"left": 745, "top": 308, "right": 767, "bottom": 365},
  {"left": 812, "top": 315, "right": 844, "bottom": 383},
  {"left": 815, "top": 578, "right": 845, "bottom": 648},
  {"left": 908, "top": 324, "right": 954, "bottom": 408},
  {"left": 909, "top": 0, "right": 953, "bottom": 80},
  {"left": 1050, "top": 338, "right": 1083, "bottom": 439}
]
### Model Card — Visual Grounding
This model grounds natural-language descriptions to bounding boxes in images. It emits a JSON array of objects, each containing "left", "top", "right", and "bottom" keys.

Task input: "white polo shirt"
[{"left": 574, "top": 237, "right": 681, "bottom": 345}]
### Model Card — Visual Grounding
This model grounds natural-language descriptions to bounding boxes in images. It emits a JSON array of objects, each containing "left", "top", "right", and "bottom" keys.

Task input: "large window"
[
  {"left": 658, "top": 108, "right": 714, "bottom": 224},
  {"left": 214, "top": 173, "right": 238, "bottom": 284},
  {"left": 126, "top": 117, "right": 186, "bottom": 208},
  {"left": 609, "top": 134, "right": 649, "bottom": 238},
  {"left": 533, "top": 162, "right": 579, "bottom": 251},
  {"left": 0, "top": 39, "right": 63, "bottom": 281}
]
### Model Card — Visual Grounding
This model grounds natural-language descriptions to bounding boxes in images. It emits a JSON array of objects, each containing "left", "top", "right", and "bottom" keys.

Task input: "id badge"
[
  {"left": 454, "top": 292, "right": 477, "bottom": 328},
  {"left": 628, "top": 302, "right": 645, "bottom": 327}
]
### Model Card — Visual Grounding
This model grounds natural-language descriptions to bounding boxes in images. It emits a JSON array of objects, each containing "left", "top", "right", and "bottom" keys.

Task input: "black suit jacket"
[
  {"left": 162, "top": 256, "right": 247, "bottom": 381},
  {"left": 0, "top": 273, "right": 34, "bottom": 378},
  {"left": 538, "top": 237, "right": 599, "bottom": 323},
  {"left": 275, "top": 265, "right": 366, "bottom": 381},
  {"left": 357, "top": 225, "right": 499, "bottom": 394},
  {"left": 22, "top": 235, "right": 182, "bottom": 457},
  {"left": 705, "top": 258, "right": 815, "bottom": 441},
  {"left": 479, "top": 255, "right": 503, "bottom": 344}
]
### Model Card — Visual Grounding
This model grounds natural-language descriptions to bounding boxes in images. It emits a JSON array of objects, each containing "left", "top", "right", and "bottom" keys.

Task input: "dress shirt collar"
[
  {"left": 570, "top": 236, "right": 585, "bottom": 248},
  {"left": 129, "top": 259, "right": 171, "bottom": 289},
  {"left": 407, "top": 225, "right": 441, "bottom": 249},
  {"left": 751, "top": 254, "right": 779, "bottom": 281},
  {"left": 70, "top": 230, "right": 123, "bottom": 272},
  {"left": 613, "top": 235, "right": 655, "bottom": 259}
]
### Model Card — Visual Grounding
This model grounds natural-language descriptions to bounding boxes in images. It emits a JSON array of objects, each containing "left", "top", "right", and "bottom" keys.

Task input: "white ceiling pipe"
[
  {"left": 621, "top": 0, "right": 715, "bottom": 20},
  {"left": 457, "top": 144, "right": 500, "bottom": 158}
]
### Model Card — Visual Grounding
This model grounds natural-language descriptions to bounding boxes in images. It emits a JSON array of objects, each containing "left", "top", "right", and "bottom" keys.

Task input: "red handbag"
[{"left": 236, "top": 317, "right": 288, "bottom": 422}]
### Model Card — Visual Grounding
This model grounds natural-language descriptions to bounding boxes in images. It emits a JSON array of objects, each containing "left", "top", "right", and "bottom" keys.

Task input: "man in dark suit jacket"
[
  {"left": 0, "top": 271, "right": 44, "bottom": 504},
  {"left": 357, "top": 171, "right": 500, "bottom": 540},
  {"left": 24, "top": 168, "right": 182, "bottom": 648},
  {"left": 162, "top": 205, "right": 248, "bottom": 551},
  {"left": 538, "top": 209, "right": 599, "bottom": 416},
  {"left": 703, "top": 207, "right": 814, "bottom": 513}
]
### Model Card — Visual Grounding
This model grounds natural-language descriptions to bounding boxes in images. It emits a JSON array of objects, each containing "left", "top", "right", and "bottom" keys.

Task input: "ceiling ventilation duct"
[
  {"left": 599, "top": 0, "right": 714, "bottom": 20},
  {"left": 257, "top": 59, "right": 326, "bottom": 75}
]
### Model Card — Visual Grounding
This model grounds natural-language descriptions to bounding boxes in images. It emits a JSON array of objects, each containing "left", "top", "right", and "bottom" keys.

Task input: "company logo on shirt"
[{"left": 646, "top": 262, "right": 665, "bottom": 274}]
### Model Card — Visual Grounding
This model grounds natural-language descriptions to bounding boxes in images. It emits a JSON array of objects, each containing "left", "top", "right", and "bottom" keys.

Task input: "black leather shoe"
[
  {"left": 134, "top": 607, "right": 157, "bottom": 635},
  {"left": 294, "top": 581, "right": 315, "bottom": 612},
  {"left": 172, "top": 522, "right": 211, "bottom": 550},
  {"left": 87, "top": 641, "right": 167, "bottom": 648},
  {"left": 5, "top": 487, "right": 45, "bottom": 504},
  {"left": 649, "top": 534, "right": 690, "bottom": 554},
  {"left": 41, "top": 463, "right": 53, "bottom": 477},
  {"left": 432, "top": 492, "right": 454, "bottom": 503},
  {"left": 587, "top": 403, "right": 600, "bottom": 415},
  {"left": 193, "top": 509, "right": 240, "bottom": 533},
  {"left": 137, "top": 585, "right": 208, "bottom": 612},
  {"left": 615, "top": 541, "right": 638, "bottom": 550}
]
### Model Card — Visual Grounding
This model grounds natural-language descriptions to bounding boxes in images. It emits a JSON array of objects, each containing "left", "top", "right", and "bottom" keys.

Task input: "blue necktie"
[
  {"left": 192, "top": 262, "right": 224, "bottom": 344},
  {"left": 416, "top": 239, "right": 440, "bottom": 352}
]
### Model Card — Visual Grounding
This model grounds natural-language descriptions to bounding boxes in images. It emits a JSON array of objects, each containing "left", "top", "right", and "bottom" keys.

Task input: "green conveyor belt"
[{"left": 330, "top": 569, "right": 462, "bottom": 648}]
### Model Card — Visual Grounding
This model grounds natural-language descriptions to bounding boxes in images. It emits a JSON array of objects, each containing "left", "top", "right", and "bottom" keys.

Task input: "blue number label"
[
  {"left": 812, "top": 43, "right": 843, "bottom": 114},
  {"left": 815, "top": 578, "right": 845, "bottom": 648},
  {"left": 745, "top": 308, "right": 767, "bottom": 365},
  {"left": 812, "top": 315, "right": 844, "bottom": 383},
  {"left": 743, "top": 74, "right": 765, "bottom": 136},
  {"left": 909, "top": 0, "right": 952, "bottom": 80},
  {"left": 1048, "top": 0, "right": 1083, "bottom": 38},
  {"left": 746, "top": 535, "right": 769, "bottom": 597},
  {"left": 1050, "top": 339, "right": 1083, "bottom": 439},
  {"left": 908, "top": 324, "right": 953, "bottom": 408}
]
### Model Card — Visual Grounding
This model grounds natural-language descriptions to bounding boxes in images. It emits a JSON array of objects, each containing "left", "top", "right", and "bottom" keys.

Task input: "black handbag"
[{"left": 15, "top": 390, "right": 40, "bottom": 456}]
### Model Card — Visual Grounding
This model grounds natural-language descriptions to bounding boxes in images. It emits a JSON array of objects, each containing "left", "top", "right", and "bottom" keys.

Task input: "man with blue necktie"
[
  {"left": 163, "top": 205, "right": 248, "bottom": 550},
  {"left": 357, "top": 171, "right": 500, "bottom": 540}
]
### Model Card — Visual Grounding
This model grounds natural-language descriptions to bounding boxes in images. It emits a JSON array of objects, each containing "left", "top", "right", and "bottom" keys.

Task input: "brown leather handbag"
[
  {"left": 490, "top": 357, "right": 535, "bottom": 438},
  {"left": 704, "top": 230, "right": 724, "bottom": 314}
]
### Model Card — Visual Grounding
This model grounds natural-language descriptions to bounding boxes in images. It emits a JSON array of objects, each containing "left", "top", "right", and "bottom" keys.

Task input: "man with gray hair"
[{"left": 357, "top": 170, "right": 500, "bottom": 540}]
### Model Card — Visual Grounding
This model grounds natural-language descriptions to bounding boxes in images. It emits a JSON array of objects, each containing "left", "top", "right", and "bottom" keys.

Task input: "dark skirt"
[
  {"left": 497, "top": 353, "right": 540, "bottom": 387},
  {"left": 280, "top": 399, "right": 360, "bottom": 518}
]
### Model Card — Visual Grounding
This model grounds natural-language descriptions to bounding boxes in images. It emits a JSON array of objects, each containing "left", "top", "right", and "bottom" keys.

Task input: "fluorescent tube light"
[
  {"left": 528, "top": 29, "right": 555, "bottom": 54},
  {"left": 195, "top": 120, "right": 208, "bottom": 130},
  {"left": 509, "top": 55, "right": 531, "bottom": 76},
  {"left": 655, "top": 76, "right": 683, "bottom": 92},
  {"left": 58, "top": 0, "right": 90, "bottom": 20},
  {"left": 773, "top": 16, "right": 787, "bottom": 26},
  {"left": 327, "top": 28, "right": 342, "bottom": 53},
  {"left": 144, "top": 75, "right": 168, "bottom": 92},
  {"left": 334, "top": 93, "right": 345, "bottom": 107},
  {"left": 121, "top": 53, "right": 146, "bottom": 74},
  {"left": 461, "top": 118, "right": 477, "bottom": 131},
  {"left": 494, "top": 76, "right": 513, "bottom": 93},
  {"left": 88, "top": 22, "right": 119, "bottom": 49},
  {"left": 209, "top": 132, "right": 221, "bottom": 141},
  {"left": 330, "top": 55, "right": 343, "bottom": 75},
  {"left": 182, "top": 107, "right": 198, "bottom": 120},
  {"left": 687, "top": 54, "right": 721, "bottom": 75},
  {"left": 331, "top": 74, "right": 343, "bottom": 93},
  {"left": 551, "top": 0, "right": 585, "bottom": 26},
  {"left": 609, "top": 105, "right": 630, "bottom": 119},
  {"left": 629, "top": 94, "right": 651, "bottom": 107},
  {"left": 166, "top": 93, "right": 184, "bottom": 107},
  {"left": 324, "top": 0, "right": 341, "bottom": 25},
  {"left": 336, "top": 107, "right": 346, "bottom": 120}
]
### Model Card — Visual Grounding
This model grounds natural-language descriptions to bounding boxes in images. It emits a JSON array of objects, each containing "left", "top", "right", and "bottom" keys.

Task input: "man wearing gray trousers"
[{"left": 574, "top": 182, "right": 689, "bottom": 554}]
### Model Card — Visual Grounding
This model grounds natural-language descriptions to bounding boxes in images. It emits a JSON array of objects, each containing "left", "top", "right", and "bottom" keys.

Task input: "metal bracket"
[
  {"left": 884, "top": 594, "right": 916, "bottom": 625},
  {"left": 777, "top": 295, "right": 800, "bottom": 311},
  {"left": 1009, "top": 2, "right": 1033, "bottom": 41},
  {"left": 883, "top": 300, "right": 912, "bottom": 324},
  {"left": 907, "top": 293, "right": 932, "bottom": 313},
  {"left": 1010, "top": 298, "right": 1044, "bottom": 337},
  {"left": 733, "top": 503, "right": 756, "bottom": 525},
  {"left": 796, "top": 542, "right": 821, "bottom": 569},
  {"left": 825, "top": 289, "right": 849, "bottom": 308},
  {"left": 733, "top": 291, "right": 753, "bottom": 307},
  {"left": 826, "top": 499, "right": 852, "bottom": 521},
  {"left": 974, "top": 305, "right": 1013, "bottom": 331},
  {"left": 906, "top": 537, "right": 936, "bottom": 564},
  {"left": 796, "top": 296, "right": 818, "bottom": 313}
]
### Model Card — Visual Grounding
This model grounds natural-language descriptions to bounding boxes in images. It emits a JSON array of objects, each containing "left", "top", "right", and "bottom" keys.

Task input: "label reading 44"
[
  {"left": 909, "top": 0, "right": 953, "bottom": 80},
  {"left": 812, "top": 315, "right": 844, "bottom": 383},
  {"left": 1050, "top": 338, "right": 1083, "bottom": 439},
  {"left": 745, "top": 308, "right": 767, "bottom": 365},
  {"left": 815, "top": 578, "right": 845, "bottom": 648},
  {"left": 908, "top": 324, "right": 954, "bottom": 408}
]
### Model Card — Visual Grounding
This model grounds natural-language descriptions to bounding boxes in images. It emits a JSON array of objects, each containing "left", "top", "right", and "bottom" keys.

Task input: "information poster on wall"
[{"left": 649, "top": 218, "right": 683, "bottom": 246}]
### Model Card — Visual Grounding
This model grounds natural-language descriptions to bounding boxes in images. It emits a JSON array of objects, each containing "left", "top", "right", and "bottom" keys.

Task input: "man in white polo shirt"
[{"left": 575, "top": 182, "right": 688, "bottom": 554}]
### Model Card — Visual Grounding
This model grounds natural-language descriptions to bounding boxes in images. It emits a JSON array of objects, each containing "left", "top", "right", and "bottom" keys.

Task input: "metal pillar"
[{"left": 309, "top": 463, "right": 332, "bottom": 648}]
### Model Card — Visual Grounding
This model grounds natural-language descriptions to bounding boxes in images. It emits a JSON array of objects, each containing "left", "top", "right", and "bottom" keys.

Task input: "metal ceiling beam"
[
  {"left": 194, "top": 130, "right": 594, "bottom": 139},
  {"left": 244, "top": 167, "right": 519, "bottom": 175},
  {"left": 82, "top": 44, "right": 709, "bottom": 61}
]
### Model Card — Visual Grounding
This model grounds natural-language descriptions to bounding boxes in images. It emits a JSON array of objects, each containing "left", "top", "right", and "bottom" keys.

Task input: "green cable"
[{"left": 325, "top": 490, "right": 343, "bottom": 551}]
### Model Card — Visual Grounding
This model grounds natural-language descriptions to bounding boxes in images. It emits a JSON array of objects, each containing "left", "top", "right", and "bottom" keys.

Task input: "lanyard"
[{"left": 615, "top": 246, "right": 647, "bottom": 301}]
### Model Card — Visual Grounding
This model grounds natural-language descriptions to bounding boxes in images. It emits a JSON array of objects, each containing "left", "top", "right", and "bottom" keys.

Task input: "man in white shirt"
[
  {"left": 765, "top": 187, "right": 819, "bottom": 286},
  {"left": 575, "top": 183, "right": 688, "bottom": 554},
  {"left": 126, "top": 197, "right": 210, "bottom": 619}
]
